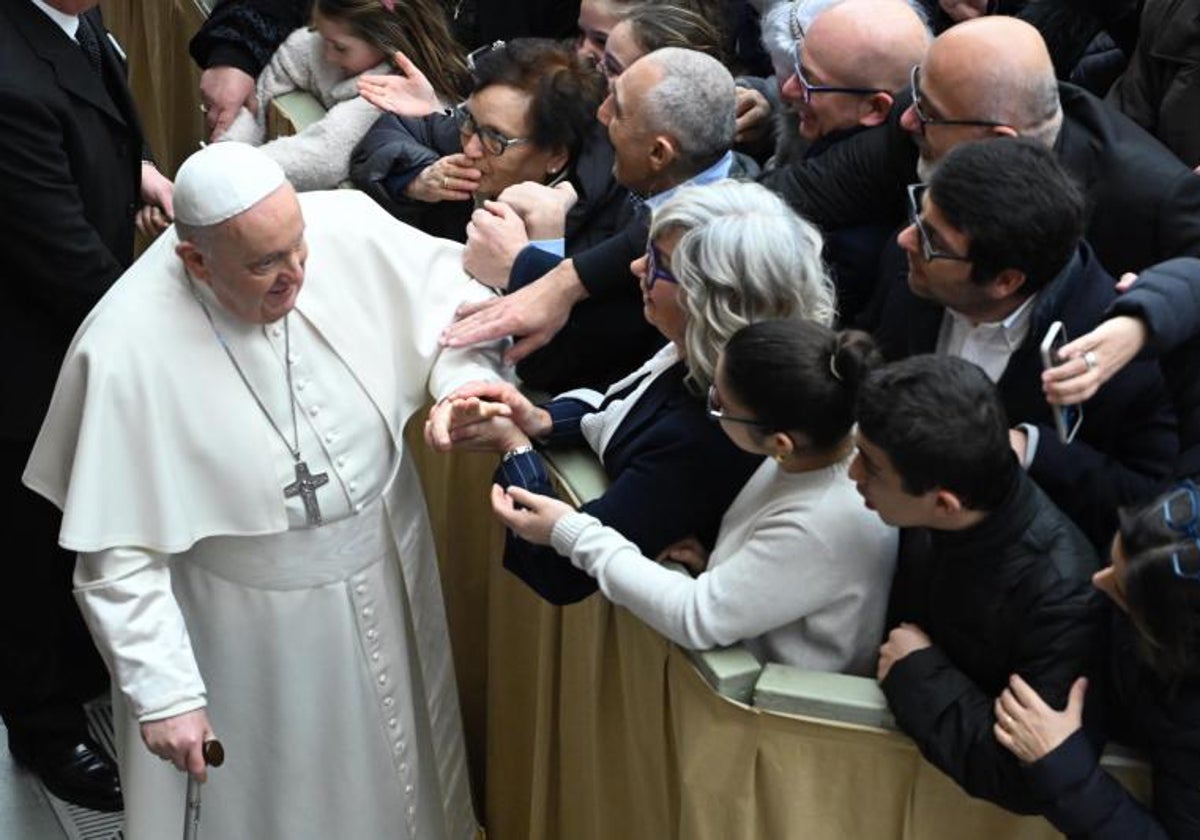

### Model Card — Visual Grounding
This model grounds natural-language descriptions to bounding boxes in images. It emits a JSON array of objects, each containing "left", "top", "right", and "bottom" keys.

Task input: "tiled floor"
[{"left": 0, "top": 721, "right": 68, "bottom": 840}]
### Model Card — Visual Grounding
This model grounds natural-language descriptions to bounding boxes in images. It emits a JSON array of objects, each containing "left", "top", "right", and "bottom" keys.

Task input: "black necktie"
[{"left": 75, "top": 20, "right": 102, "bottom": 76}]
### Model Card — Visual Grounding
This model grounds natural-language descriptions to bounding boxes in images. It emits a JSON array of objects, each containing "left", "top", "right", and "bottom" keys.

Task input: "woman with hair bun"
[
  {"left": 490, "top": 318, "right": 898, "bottom": 674},
  {"left": 994, "top": 482, "right": 1200, "bottom": 838}
]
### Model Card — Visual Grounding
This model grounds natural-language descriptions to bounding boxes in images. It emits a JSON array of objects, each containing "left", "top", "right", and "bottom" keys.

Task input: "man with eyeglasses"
[
  {"left": 775, "top": 0, "right": 929, "bottom": 322},
  {"left": 759, "top": 14, "right": 1200, "bottom": 282},
  {"left": 440, "top": 47, "right": 754, "bottom": 391},
  {"left": 780, "top": 0, "right": 929, "bottom": 149},
  {"left": 873, "top": 137, "right": 1177, "bottom": 552}
]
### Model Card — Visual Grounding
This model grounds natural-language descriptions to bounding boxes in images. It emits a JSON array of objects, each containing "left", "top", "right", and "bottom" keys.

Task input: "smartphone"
[{"left": 1040, "top": 321, "right": 1083, "bottom": 444}]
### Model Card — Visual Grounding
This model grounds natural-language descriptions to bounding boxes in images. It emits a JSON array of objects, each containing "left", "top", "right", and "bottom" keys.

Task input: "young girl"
[
  {"left": 491, "top": 318, "right": 899, "bottom": 676},
  {"left": 220, "top": 0, "right": 468, "bottom": 190}
]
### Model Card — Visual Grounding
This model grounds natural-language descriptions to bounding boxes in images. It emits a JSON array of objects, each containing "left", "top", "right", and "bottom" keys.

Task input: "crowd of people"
[{"left": 3, "top": 0, "right": 1200, "bottom": 837}]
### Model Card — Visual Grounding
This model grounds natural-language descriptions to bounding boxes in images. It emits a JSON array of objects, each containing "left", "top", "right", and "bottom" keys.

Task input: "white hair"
[
  {"left": 641, "top": 47, "right": 736, "bottom": 175},
  {"left": 650, "top": 180, "right": 837, "bottom": 389}
]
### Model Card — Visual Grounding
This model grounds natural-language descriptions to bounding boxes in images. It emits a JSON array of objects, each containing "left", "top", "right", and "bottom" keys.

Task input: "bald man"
[
  {"left": 777, "top": 0, "right": 930, "bottom": 321},
  {"left": 761, "top": 15, "right": 1200, "bottom": 281},
  {"left": 781, "top": 0, "right": 930, "bottom": 147}
]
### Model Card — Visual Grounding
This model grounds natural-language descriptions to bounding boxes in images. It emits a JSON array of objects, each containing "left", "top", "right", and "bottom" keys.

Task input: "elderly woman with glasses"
[
  {"left": 351, "top": 38, "right": 625, "bottom": 246},
  {"left": 491, "top": 317, "right": 898, "bottom": 673},
  {"left": 429, "top": 181, "right": 838, "bottom": 606},
  {"left": 992, "top": 481, "right": 1200, "bottom": 838}
]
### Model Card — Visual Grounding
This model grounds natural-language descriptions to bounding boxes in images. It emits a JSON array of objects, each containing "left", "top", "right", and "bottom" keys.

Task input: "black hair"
[
  {"left": 929, "top": 137, "right": 1084, "bottom": 295},
  {"left": 723, "top": 319, "right": 880, "bottom": 451},
  {"left": 856, "top": 354, "right": 1016, "bottom": 511},
  {"left": 1117, "top": 484, "right": 1200, "bottom": 685},
  {"left": 471, "top": 38, "right": 606, "bottom": 160}
]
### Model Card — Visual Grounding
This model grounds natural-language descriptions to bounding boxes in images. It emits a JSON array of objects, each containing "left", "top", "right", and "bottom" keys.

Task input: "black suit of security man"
[{"left": 0, "top": 0, "right": 148, "bottom": 812}]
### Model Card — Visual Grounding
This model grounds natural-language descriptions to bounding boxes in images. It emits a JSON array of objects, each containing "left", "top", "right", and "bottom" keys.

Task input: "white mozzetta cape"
[
  {"left": 25, "top": 189, "right": 499, "bottom": 553},
  {"left": 24, "top": 190, "right": 500, "bottom": 839}
]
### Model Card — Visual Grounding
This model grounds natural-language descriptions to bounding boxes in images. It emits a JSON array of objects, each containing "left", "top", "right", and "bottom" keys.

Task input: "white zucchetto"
[{"left": 173, "top": 142, "right": 287, "bottom": 227}]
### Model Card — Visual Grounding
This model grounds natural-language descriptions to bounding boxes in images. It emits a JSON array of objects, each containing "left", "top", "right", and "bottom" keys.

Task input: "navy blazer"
[
  {"left": 497, "top": 360, "right": 762, "bottom": 605},
  {"left": 1109, "top": 258, "right": 1200, "bottom": 479},
  {"left": 0, "top": 3, "right": 145, "bottom": 441},
  {"left": 874, "top": 243, "right": 1179, "bottom": 548}
]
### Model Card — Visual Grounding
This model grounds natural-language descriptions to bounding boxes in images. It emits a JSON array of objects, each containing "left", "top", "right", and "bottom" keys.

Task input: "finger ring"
[
  {"left": 199, "top": 103, "right": 209, "bottom": 114},
  {"left": 1083, "top": 350, "right": 1098, "bottom": 371},
  {"left": 441, "top": 176, "right": 448, "bottom": 189}
]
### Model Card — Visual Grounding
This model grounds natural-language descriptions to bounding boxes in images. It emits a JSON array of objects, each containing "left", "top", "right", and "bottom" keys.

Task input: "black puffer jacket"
[
  {"left": 1025, "top": 611, "right": 1200, "bottom": 839},
  {"left": 883, "top": 470, "right": 1108, "bottom": 814}
]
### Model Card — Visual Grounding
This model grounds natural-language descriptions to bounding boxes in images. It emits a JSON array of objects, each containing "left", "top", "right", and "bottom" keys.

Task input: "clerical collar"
[
  {"left": 29, "top": 0, "right": 79, "bottom": 37},
  {"left": 644, "top": 150, "right": 735, "bottom": 211}
]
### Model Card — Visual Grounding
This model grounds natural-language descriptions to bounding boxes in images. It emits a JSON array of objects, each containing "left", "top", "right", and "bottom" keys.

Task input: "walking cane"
[{"left": 183, "top": 738, "right": 225, "bottom": 840}]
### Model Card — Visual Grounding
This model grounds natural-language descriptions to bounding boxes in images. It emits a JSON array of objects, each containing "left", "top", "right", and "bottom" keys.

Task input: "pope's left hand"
[
  {"left": 994, "top": 674, "right": 1087, "bottom": 763},
  {"left": 490, "top": 483, "right": 574, "bottom": 546},
  {"left": 463, "top": 201, "right": 529, "bottom": 289},
  {"left": 877, "top": 622, "right": 932, "bottom": 682},
  {"left": 137, "top": 161, "right": 174, "bottom": 238}
]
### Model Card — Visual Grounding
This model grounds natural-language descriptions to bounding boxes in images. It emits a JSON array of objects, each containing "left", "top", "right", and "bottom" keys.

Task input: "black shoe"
[{"left": 13, "top": 738, "right": 123, "bottom": 812}]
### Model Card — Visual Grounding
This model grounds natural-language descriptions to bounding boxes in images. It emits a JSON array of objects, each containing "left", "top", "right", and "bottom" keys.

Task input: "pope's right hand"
[{"left": 140, "top": 708, "right": 215, "bottom": 782}]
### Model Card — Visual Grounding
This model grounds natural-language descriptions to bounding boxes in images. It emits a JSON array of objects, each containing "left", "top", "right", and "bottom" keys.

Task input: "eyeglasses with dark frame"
[
  {"left": 644, "top": 241, "right": 678, "bottom": 291},
  {"left": 453, "top": 103, "right": 530, "bottom": 157},
  {"left": 906, "top": 183, "right": 971, "bottom": 263},
  {"left": 1162, "top": 481, "right": 1200, "bottom": 580},
  {"left": 706, "top": 385, "right": 765, "bottom": 428},
  {"left": 908, "top": 65, "right": 1006, "bottom": 132},
  {"left": 789, "top": 42, "right": 886, "bottom": 105}
]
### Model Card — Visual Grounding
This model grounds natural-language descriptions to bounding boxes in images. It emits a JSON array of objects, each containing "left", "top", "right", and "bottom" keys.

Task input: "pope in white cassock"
[{"left": 22, "top": 143, "right": 500, "bottom": 839}]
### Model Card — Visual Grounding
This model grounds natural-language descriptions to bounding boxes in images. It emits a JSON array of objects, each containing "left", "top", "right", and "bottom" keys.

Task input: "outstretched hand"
[
  {"left": 490, "top": 483, "right": 574, "bottom": 546},
  {"left": 357, "top": 50, "right": 440, "bottom": 117},
  {"left": 440, "top": 259, "right": 587, "bottom": 365}
]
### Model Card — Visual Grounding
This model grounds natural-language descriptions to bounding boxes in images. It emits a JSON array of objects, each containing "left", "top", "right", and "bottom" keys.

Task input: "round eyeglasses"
[{"left": 454, "top": 103, "right": 530, "bottom": 157}]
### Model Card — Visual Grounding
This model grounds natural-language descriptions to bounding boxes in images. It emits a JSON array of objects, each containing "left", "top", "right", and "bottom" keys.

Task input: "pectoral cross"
[{"left": 284, "top": 460, "right": 330, "bottom": 525}]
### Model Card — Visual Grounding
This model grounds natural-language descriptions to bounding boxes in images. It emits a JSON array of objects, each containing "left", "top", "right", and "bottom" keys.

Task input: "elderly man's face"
[
  {"left": 898, "top": 51, "right": 1001, "bottom": 179},
  {"left": 182, "top": 185, "right": 308, "bottom": 324},
  {"left": 781, "top": 35, "right": 879, "bottom": 143},
  {"left": 597, "top": 58, "right": 664, "bottom": 195}
]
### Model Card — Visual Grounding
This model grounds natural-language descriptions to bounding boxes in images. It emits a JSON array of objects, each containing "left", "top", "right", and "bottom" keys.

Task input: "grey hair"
[
  {"left": 640, "top": 47, "right": 736, "bottom": 175},
  {"left": 650, "top": 180, "right": 837, "bottom": 390},
  {"left": 174, "top": 220, "right": 216, "bottom": 254}
]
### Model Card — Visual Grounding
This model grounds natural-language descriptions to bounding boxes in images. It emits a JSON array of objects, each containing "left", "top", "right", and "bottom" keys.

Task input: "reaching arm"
[{"left": 882, "top": 574, "right": 1105, "bottom": 813}]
